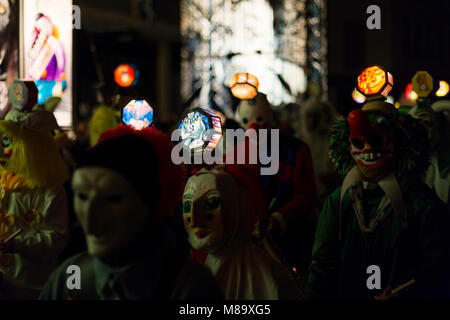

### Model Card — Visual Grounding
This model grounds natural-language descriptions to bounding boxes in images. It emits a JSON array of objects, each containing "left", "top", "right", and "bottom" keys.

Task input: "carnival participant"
[
  {"left": 40, "top": 125, "right": 223, "bottom": 300},
  {"left": 305, "top": 66, "right": 450, "bottom": 300}
]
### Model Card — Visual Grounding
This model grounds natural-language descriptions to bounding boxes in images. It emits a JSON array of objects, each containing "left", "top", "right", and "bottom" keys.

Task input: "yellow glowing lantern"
[
  {"left": 436, "top": 80, "right": 449, "bottom": 97},
  {"left": 352, "top": 88, "right": 366, "bottom": 103},
  {"left": 412, "top": 71, "right": 433, "bottom": 98},
  {"left": 356, "top": 65, "right": 393, "bottom": 98},
  {"left": 230, "top": 73, "right": 259, "bottom": 100}
]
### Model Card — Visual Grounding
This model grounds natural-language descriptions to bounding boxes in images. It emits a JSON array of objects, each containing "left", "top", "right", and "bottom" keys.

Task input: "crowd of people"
[{"left": 0, "top": 66, "right": 449, "bottom": 301}]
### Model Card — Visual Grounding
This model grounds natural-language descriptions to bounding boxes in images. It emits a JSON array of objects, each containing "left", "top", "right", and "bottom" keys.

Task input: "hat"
[
  {"left": 81, "top": 125, "right": 187, "bottom": 219},
  {"left": 5, "top": 109, "right": 59, "bottom": 133},
  {"left": 78, "top": 133, "right": 160, "bottom": 216}
]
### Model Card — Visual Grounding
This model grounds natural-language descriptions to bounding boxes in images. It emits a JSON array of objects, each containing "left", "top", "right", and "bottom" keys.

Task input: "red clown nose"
[{"left": 348, "top": 109, "right": 374, "bottom": 150}]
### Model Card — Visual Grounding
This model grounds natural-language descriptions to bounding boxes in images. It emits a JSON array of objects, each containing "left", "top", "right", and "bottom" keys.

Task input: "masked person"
[
  {"left": 409, "top": 102, "right": 450, "bottom": 207},
  {"left": 236, "top": 92, "right": 317, "bottom": 275},
  {"left": 183, "top": 164, "right": 301, "bottom": 300},
  {"left": 0, "top": 107, "right": 69, "bottom": 299},
  {"left": 295, "top": 96, "right": 340, "bottom": 203},
  {"left": 305, "top": 66, "right": 450, "bottom": 300},
  {"left": 40, "top": 125, "right": 223, "bottom": 300}
]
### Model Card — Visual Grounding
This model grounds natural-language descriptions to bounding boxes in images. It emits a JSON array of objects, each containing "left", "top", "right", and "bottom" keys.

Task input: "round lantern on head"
[
  {"left": 8, "top": 80, "right": 38, "bottom": 112},
  {"left": 230, "top": 73, "right": 259, "bottom": 100},
  {"left": 177, "top": 107, "right": 223, "bottom": 153},
  {"left": 122, "top": 99, "right": 154, "bottom": 130},
  {"left": 411, "top": 71, "right": 439, "bottom": 100},
  {"left": 114, "top": 64, "right": 137, "bottom": 88},
  {"left": 356, "top": 65, "right": 393, "bottom": 100}
]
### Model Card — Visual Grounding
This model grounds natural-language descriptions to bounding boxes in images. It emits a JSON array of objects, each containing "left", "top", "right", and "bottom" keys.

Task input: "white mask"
[
  {"left": 182, "top": 173, "right": 225, "bottom": 253},
  {"left": 72, "top": 167, "right": 149, "bottom": 258}
]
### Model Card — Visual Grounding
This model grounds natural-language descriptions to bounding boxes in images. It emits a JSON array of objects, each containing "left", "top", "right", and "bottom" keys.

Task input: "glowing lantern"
[
  {"left": 122, "top": 99, "right": 154, "bottom": 130},
  {"left": 412, "top": 71, "right": 433, "bottom": 98},
  {"left": 178, "top": 108, "right": 223, "bottom": 153},
  {"left": 356, "top": 65, "right": 393, "bottom": 98},
  {"left": 230, "top": 73, "right": 259, "bottom": 100},
  {"left": 8, "top": 80, "right": 38, "bottom": 112},
  {"left": 114, "top": 64, "right": 136, "bottom": 87},
  {"left": 436, "top": 81, "right": 449, "bottom": 97},
  {"left": 352, "top": 88, "right": 366, "bottom": 103}
]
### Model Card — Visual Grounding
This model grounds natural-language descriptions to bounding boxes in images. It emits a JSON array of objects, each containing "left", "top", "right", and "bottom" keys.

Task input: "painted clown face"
[
  {"left": 72, "top": 167, "right": 149, "bottom": 258},
  {"left": 348, "top": 101, "right": 395, "bottom": 181},
  {"left": 237, "top": 93, "right": 274, "bottom": 130},
  {"left": 182, "top": 173, "right": 225, "bottom": 253}
]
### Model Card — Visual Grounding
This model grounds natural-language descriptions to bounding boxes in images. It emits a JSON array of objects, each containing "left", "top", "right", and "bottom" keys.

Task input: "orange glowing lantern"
[
  {"left": 230, "top": 73, "right": 259, "bottom": 100},
  {"left": 114, "top": 64, "right": 135, "bottom": 87},
  {"left": 356, "top": 65, "right": 393, "bottom": 98},
  {"left": 436, "top": 80, "right": 449, "bottom": 97}
]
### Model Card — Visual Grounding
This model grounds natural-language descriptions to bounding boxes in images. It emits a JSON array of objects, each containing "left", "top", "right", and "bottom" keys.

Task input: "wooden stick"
[
  {"left": 2, "top": 229, "right": 23, "bottom": 243},
  {"left": 391, "top": 279, "right": 416, "bottom": 295}
]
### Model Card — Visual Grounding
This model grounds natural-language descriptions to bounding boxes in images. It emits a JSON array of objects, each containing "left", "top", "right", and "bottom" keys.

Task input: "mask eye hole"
[
  {"left": 77, "top": 193, "right": 88, "bottom": 201},
  {"left": 256, "top": 116, "right": 263, "bottom": 123},
  {"left": 2, "top": 137, "right": 12, "bottom": 149},
  {"left": 106, "top": 195, "right": 122, "bottom": 203},
  {"left": 242, "top": 118, "right": 248, "bottom": 124},
  {"left": 351, "top": 139, "right": 365, "bottom": 150},
  {"left": 182, "top": 201, "right": 192, "bottom": 214},
  {"left": 204, "top": 214, "right": 214, "bottom": 221},
  {"left": 185, "top": 216, "right": 191, "bottom": 223},
  {"left": 207, "top": 196, "right": 220, "bottom": 210}
]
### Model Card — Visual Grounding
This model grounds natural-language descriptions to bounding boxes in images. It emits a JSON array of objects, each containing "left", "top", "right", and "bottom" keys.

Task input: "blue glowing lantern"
[
  {"left": 122, "top": 99, "right": 154, "bottom": 130},
  {"left": 178, "top": 108, "right": 223, "bottom": 153}
]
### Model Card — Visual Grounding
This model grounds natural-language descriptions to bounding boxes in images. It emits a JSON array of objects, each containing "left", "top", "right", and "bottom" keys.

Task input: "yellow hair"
[
  {"left": 0, "top": 121, "right": 69, "bottom": 188},
  {"left": 88, "top": 106, "right": 119, "bottom": 147}
]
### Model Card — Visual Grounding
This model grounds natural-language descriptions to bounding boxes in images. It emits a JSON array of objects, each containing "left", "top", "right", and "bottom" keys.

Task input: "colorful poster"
[
  {"left": 21, "top": 0, "right": 72, "bottom": 128},
  {"left": 0, "top": 0, "right": 18, "bottom": 118}
]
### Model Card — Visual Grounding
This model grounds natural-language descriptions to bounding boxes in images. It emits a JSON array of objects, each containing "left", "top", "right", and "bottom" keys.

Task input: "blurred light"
[
  {"left": 122, "top": 99, "right": 154, "bottom": 130},
  {"left": 352, "top": 88, "right": 366, "bottom": 104},
  {"left": 405, "top": 83, "right": 418, "bottom": 101},
  {"left": 230, "top": 73, "right": 259, "bottom": 100},
  {"left": 357, "top": 66, "right": 393, "bottom": 97},
  {"left": 395, "top": 102, "right": 400, "bottom": 109},
  {"left": 114, "top": 64, "right": 135, "bottom": 87},
  {"left": 412, "top": 71, "right": 433, "bottom": 98},
  {"left": 436, "top": 80, "right": 449, "bottom": 97},
  {"left": 386, "top": 95, "right": 394, "bottom": 104}
]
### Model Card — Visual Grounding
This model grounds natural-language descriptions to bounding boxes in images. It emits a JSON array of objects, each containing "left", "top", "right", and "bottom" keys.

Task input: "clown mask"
[
  {"left": 72, "top": 167, "right": 149, "bottom": 258},
  {"left": 182, "top": 173, "right": 225, "bottom": 253},
  {"left": 236, "top": 93, "right": 274, "bottom": 130},
  {"left": 348, "top": 101, "right": 396, "bottom": 181}
]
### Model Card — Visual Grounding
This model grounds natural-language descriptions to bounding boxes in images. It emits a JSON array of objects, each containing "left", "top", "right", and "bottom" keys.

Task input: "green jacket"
[{"left": 305, "top": 180, "right": 450, "bottom": 300}]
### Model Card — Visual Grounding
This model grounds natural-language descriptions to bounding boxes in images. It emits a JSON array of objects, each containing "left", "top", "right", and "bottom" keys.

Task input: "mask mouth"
[
  {"left": 195, "top": 230, "right": 209, "bottom": 239},
  {"left": 352, "top": 149, "right": 392, "bottom": 169}
]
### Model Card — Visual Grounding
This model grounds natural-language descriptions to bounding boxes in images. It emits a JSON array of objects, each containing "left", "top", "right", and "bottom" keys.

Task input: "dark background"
[{"left": 72, "top": 0, "right": 450, "bottom": 122}]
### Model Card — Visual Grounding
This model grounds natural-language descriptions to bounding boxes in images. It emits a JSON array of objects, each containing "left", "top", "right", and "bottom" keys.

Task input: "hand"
[{"left": 374, "top": 286, "right": 399, "bottom": 300}]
